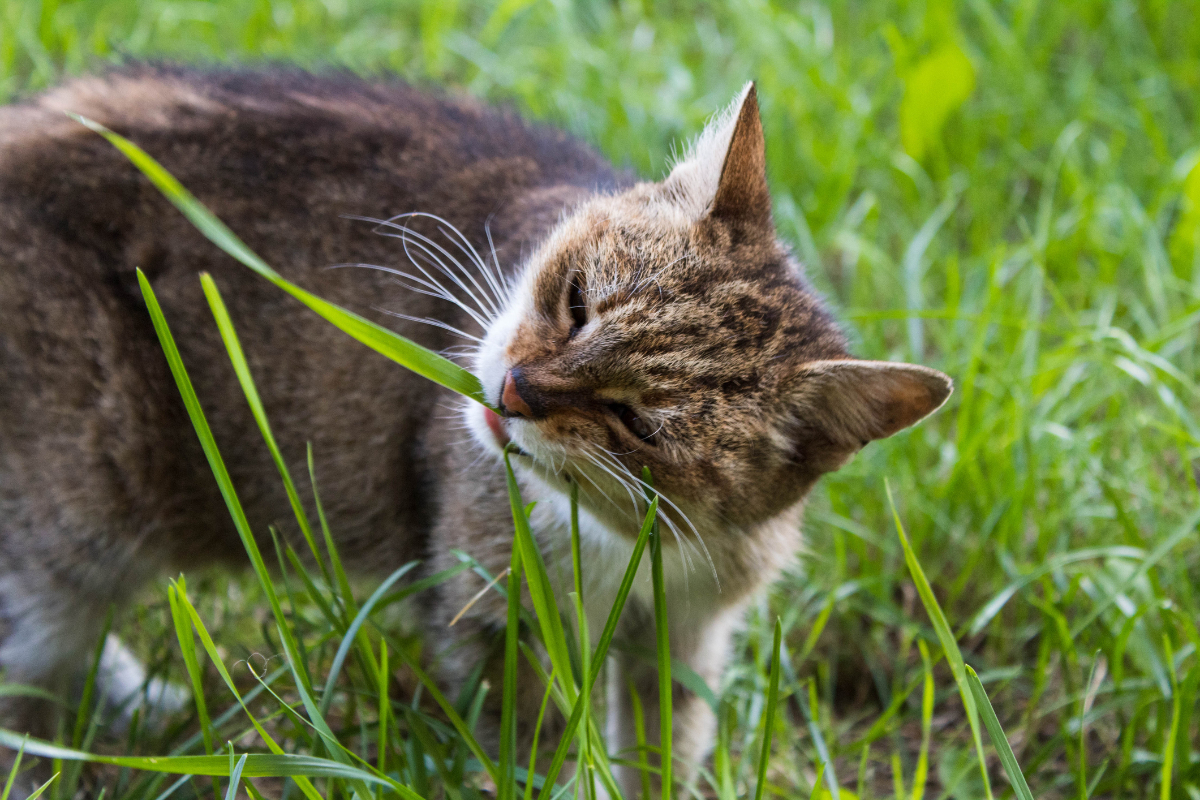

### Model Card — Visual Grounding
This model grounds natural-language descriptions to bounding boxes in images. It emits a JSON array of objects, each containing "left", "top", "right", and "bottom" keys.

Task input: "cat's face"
[{"left": 468, "top": 85, "right": 950, "bottom": 540}]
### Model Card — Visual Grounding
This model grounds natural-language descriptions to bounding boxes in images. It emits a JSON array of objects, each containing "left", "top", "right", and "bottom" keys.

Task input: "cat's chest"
[{"left": 527, "top": 492, "right": 725, "bottom": 638}]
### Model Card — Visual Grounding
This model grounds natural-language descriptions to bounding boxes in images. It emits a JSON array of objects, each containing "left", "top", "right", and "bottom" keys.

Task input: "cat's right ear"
[
  {"left": 662, "top": 81, "right": 772, "bottom": 228},
  {"left": 785, "top": 359, "right": 952, "bottom": 469},
  {"left": 705, "top": 84, "right": 772, "bottom": 231}
]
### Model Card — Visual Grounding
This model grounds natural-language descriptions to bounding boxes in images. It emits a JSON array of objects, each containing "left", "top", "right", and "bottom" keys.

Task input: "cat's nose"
[{"left": 501, "top": 369, "right": 536, "bottom": 418}]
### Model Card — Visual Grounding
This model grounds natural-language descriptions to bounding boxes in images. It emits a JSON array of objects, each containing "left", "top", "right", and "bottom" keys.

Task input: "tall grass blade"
[
  {"left": 23, "top": 774, "right": 59, "bottom": 800},
  {"left": 200, "top": 272, "right": 332, "bottom": 587},
  {"left": 537, "top": 495, "right": 658, "bottom": 800},
  {"left": 1, "top": 739, "right": 25, "bottom": 800},
  {"left": 0, "top": 730, "right": 422, "bottom": 797},
  {"left": 631, "top": 683, "right": 653, "bottom": 800},
  {"left": 167, "top": 583, "right": 325, "bottom": 800},
  {"left": 74, "top": 114, "right": 488, "bottom": 407},
  {"left": 964, "top": 667, "right": 1035, "bottom": 800},
  {"left": 1159, "top": 635, "right": 1180, "bottom": 800},
  {"left": 224, "top": 753, "right": 248, "bottom": 800},
  {"left": 501, "top": 449, "right": 575, "bottom": 703},
  {"left": 137, "top": 270, "right": 318, "bottom": 697},
  {"left": 752, "top": 619, "right": 782, "bottom": 800},
  {"left": 318, "top": 561, "right": 418, "bottom": 719},
  {"left": 167, "top": 580, "right": 214, "bottom": 756},
  {"left": 886, "top": 481, "right": 993, "bottom": 800},
  {"left": 912, "top": 640, "right": 933, "bottom": 800},
  {"left": 644, "top": 468, "right": 672, "bottom": 800},
  {"left": 500, "top": 526, "right": 523, "bottom": 800}
]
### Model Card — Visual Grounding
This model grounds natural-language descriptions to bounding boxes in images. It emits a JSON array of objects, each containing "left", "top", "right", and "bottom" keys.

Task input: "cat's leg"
[
  {"left": 606, "top": 602, "right": 743, "bottom": 800},
  {"left": 97, "top": 634, "right": 190, "bottom": 731},
  {"left": 420, "top": 552, "right": 564, "bottom": 759},
  {"left": 0, "top": 566, "right": 115, "bottom": 797}
]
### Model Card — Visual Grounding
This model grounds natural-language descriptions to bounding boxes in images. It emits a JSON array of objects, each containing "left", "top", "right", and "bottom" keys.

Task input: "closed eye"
[
  {"left": 609, "top": 403, "right": 657, "bottom": 444},
  {"left": 567, "top": 273, "right": 587, "bottom": 334}
]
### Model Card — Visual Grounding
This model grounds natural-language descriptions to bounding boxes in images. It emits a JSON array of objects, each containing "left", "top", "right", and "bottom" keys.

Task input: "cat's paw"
[{"left": 98, "top": 634, "right": 190, "bottom": 731}]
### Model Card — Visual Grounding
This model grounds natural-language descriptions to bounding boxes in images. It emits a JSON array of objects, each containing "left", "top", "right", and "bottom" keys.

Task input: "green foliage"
[{"left": 1, "top": 1, "right": 1199, "bottom": 798}]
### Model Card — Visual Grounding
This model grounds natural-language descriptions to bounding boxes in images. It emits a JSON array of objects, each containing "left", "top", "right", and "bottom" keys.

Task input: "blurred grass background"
[{"left": 2, "top": 0, "right": 1199, "bottom": 798}]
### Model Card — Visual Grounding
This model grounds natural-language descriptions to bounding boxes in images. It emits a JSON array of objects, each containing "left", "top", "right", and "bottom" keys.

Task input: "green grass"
[{"left": 2, "top": 1, "right": 1199, "bottom": 798}]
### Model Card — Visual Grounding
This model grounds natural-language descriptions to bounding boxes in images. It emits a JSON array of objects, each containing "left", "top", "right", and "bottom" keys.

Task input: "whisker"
[
  {"left": 332, "top": 262, "right": 490, "bottom": 331},
  {"left": 393, "top": 211, "right": 508, "bottom": 314},
  {"left": 346, "top": 214, "right": 497, "bottom": 324},
  {"left": 373, "top": 215, "right": 503, "bottom": 321},
  {"left": 484, "top": 218, "right": 510, "bottom": 302},
  {"left": 376, "top": 309, "right": 483, "bottom": 342}
]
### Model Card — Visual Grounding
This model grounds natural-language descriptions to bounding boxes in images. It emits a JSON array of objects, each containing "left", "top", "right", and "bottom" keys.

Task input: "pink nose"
[{"left": 502, "top": 370, "right": 534, "bottom": 418}]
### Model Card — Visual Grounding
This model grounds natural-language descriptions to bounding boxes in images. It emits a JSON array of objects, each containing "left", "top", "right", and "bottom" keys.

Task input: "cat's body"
[{"left": 0, "top": 67, "right": 949, "bottom": 796}]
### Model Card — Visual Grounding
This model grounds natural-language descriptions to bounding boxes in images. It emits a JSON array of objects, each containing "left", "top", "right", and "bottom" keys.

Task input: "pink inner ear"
[
  {"left": 796, "top": 360, "right": 952, "bottom": 447},
  {"left": 877, "top": 376, "right": 944, "bottom": 437}
]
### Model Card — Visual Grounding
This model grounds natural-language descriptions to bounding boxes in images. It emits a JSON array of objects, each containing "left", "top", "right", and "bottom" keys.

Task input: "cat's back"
[{"left": 0, "top": 66, "right": 617, "bottom": 568}]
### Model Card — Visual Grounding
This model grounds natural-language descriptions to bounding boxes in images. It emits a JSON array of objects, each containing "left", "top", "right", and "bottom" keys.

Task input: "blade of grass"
[
  {"left": 23, "top": 774, "right": 59, "bottom": 800},
  {"left": 537, "top": 495, "right": 658, "bottom": 800},
  {"left": 273, "top": 627, "right": 378, "bottom": 800},
  {"left": 378, "top": 640, "right": 391, "bottom": 785},
  {"left": 74, "top": 115, "right": 489, "bottom": 407},
  {"left": 137, "top": 270, "right": 319, "bottom": 700},
  {"left": 167, "top": 583, "right": 325, "bottom": 800},
  {"left": 799, "top": 680, "right": 838, "bottom": 800},
  {"left": 500, "top": 525, "right": 523, "bottom": 800},
  {"left": 1078, "top": 652, "right": 1104, "bottom": 800},
  {"left": 224, "top": 753, "right": 248, "bottom": 800},
  {"left": 886, "top": 481, "right": 993, "bottom": 800},
  {"left": 567, "top": 480, "right": 594, "bottom": 800},
  {"left": 307, "top": 445, "right": 359, "bottom": 624},
  {"left": 317, "top": 561, "right": 418, "bottom": 719},
  {"left": 912, "top": 640, "right": 933, "bottom": 800},
  {"left": 200, "top": 272, "right": 333, "bottom": 588},
  {"left": 523, "top": 674, "right": 557, "bottom": 800},
  {"left": 1159, "top": 635, "right": 1180, "bottom": 800},
  {"left": 964, "top": 666, "right": 1035, "bottom": 800},
  {"left": 1, "top": 739, "right": 25, "bottom": 800},
  {"left": 167, "top": 579, "right": 214, "bottom": 757},
  {"left": 632, "top": 682, "right": 653, "bottom": 800},
  {"left": 0, "top": 730, "right": 422, "bottom": 795},
  {"left": 643, "top": 467, "right": 672, "bottom": 800},
  {"left": 752, "top": 619, "right": 782, "bottom": 800},
  {"left": 502, "top": 449, "right": 575, "bottom": 704},
  {"left": 807, "top": 762, "right": 826, "bottom": 800}
]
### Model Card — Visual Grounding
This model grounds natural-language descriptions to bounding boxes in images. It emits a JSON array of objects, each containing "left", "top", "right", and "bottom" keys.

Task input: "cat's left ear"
[
  {"left": 705, "top": 83, "right": 773, "bottom": 231},
  {"left": 786, "top": 359, "right": 952, "bottom": 466}
]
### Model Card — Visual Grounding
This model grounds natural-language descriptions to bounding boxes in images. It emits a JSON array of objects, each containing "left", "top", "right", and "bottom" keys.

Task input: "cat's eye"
[
  {"left": 611, "top": 403, "right": 657, "bottom": 443},
  {"left": 567, "top": 274, "right": 588, "bottom": 333}
]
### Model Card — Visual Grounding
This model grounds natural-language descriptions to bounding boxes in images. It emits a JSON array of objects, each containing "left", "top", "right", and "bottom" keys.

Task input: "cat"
[{"left": 0, "top": 66, "right": 950, "bottom": 796}]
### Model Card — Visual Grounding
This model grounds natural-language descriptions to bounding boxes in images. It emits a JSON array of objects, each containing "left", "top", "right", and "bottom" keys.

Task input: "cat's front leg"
[{"left": 605, "top": 602, "right": 742, "bottom": 799}]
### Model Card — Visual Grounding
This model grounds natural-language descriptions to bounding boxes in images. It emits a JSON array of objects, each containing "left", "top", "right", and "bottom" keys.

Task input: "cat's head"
[{"left": 468, "top": 84, "right": 951, "bottom": 538}]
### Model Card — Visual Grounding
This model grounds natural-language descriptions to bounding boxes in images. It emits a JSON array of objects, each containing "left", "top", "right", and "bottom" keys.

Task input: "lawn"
[{"left": 1, "top": 1, "right": 1198, "bottom": 799}]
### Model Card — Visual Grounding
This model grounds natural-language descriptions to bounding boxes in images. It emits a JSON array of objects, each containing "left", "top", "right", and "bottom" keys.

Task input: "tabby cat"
[{"left": 0, "top": 67, "right": 950, "bottom": 795}]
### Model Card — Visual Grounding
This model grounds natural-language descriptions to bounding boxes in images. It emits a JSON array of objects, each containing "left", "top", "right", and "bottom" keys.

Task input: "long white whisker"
[
  {"left": 586, "top": 446, "right": 717, "bottom": 586},
  {"left": 395, "top": 212, "right": 508, "bottom": 314},
  {"left": 376, "top": 217, "right": 503, "bottom": 320},
  {"left": 581, "top": 449, "right": 643, "bottom": 516},
  {"left": 348, "top": 214, "right": 498, "bottom": 322},
  {"left": 393, "top": 231, "right": 496, "bottom": 326},
  {"left": 329, "top": 263, "right": 491, "bottom": 331},
  {"left": 483, "top": 218, "right": 510, "bottom": 303},
  {"left": 376, "top": 310, "right": 484, "bottom": 342}
]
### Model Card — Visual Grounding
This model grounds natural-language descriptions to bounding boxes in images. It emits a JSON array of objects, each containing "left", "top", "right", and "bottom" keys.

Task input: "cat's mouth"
[{"left": 483, "top": 406, "right": 530, "bottom": 458}]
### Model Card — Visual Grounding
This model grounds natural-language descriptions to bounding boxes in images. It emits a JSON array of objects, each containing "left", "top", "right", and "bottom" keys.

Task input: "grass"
[{"left": 1, "top": 0, "right": 1199, "bottom": 798}]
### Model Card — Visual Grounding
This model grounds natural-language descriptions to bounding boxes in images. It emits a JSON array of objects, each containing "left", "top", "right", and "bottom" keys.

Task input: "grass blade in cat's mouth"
[{"left": 484, "top": 407, "right": 529, "bottom": 457}]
